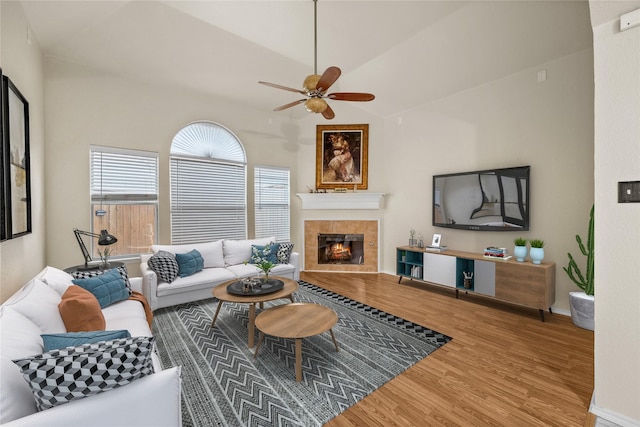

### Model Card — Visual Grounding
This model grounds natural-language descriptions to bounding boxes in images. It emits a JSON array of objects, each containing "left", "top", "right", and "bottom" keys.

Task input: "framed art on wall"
[
  {"left": 0, "top": 68, "right": 5, "bottom": 241},
  {"left": 315, "top": 124, "right": 368, "bottom": 190},
  {"left": 2, "top": 75, "right": 31, "bottom": 239}
]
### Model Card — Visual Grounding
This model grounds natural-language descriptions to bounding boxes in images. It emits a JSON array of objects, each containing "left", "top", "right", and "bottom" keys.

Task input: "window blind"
[
  {"left": 254, "top": 166, "right": 290, "bottom": 242},
  {"left": 171, "top": 156, "right": 247, "bottom": 244}
]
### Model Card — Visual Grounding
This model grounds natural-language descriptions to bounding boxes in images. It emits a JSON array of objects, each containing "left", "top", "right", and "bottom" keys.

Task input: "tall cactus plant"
[{"left": 563, "top": 205, "right": 594, "bottom": 296}]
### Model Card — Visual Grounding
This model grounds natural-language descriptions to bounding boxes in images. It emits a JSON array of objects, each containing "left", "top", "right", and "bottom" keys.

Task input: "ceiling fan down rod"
[{"left": 313, "top": 0, "right": 318, "bottom": 75}]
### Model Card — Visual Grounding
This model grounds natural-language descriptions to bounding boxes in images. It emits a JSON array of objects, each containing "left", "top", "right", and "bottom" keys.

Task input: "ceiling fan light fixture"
[
  {"left": 305, "top": 97, "right": 328, "bottom": 113},
  {"left": 303, "top": 74, "right": 321, "bottom": 92}
]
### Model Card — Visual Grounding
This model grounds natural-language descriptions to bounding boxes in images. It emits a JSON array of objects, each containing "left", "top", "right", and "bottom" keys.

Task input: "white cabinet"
[{"left": 423, "top": 252, "right": 456, "bottom": 287}]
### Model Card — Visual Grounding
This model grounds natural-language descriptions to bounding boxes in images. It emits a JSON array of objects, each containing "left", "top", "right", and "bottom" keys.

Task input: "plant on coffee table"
[{"left": 247, "top": 244, "right": 276, "bottom": 282}]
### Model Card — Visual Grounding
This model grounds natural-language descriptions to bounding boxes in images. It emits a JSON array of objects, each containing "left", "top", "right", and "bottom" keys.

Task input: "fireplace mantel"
[{"left": 296, "top": 192, "right": 385, "bottom": 210}]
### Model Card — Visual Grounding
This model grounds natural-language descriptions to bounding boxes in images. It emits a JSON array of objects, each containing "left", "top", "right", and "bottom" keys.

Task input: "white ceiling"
[{"left": 19, "top": 0, "right": 594, "bottom": 119}]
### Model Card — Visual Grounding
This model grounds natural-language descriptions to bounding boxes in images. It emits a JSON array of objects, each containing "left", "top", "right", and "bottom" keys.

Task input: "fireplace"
[
  {"left": 304, "top": 220, "right": 378, "bottom": 272},
  {"left": 318, "top": 234, "right": 364, "bottom": 265}
]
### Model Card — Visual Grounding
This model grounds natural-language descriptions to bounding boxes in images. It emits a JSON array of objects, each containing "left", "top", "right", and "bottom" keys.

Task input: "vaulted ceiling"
[{"left": 19, "top": 1, "right": 593, "bottom": 119}]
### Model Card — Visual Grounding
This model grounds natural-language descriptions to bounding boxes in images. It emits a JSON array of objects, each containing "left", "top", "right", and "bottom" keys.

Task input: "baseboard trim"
[{"left": 590, "top": 393, "right": 640, "bottom": 427}]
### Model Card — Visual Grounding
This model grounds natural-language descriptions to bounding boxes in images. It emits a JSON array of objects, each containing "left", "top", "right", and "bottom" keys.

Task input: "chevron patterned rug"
[{"left": 152, "top": 280, "right": 451, "bottom": 427}]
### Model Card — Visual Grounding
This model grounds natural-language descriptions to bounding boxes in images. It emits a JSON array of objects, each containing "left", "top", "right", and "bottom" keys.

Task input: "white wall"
[
  {"left": 43, "top": 58, "right": 301, "bottom": 275},
  {"left": 0, "top": 1, "right": 46, "bottom": 302},
  {"left": 591, "top": 3, "right": 640, "bottom": 424},
  {"left": 381, "top": 49, "right": 595, "bottom": 314}
]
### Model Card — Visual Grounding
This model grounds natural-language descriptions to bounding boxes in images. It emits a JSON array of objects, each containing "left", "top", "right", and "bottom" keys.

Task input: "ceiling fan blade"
[
  {"left": 273, "top": 99, "right": 306, "bottom": 111},
  {"left": 259, "top": 81, "right": 306, "bottom": 95},
  {"left": 316, "top": 66, "right": 341, "bottom": 92},
  {"left": 322, "top": 104, "right": 335, "bottom": 120},
  {"left": 327, "top": 92, "right": 376, "bottom": 102}
]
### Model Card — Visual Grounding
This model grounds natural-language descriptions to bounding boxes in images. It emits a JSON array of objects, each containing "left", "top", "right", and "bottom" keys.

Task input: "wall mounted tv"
[{"left": 433, "top": 166, "right": 530, "bottom": 231}]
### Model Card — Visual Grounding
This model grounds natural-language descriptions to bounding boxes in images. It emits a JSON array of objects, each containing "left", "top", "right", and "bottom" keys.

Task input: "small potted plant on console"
[
  {"left": 514, "top": 237, "right": 527, "bottom": 262},
  {"left": 529, "top": 239, "right": 545, "bottom": 264}
]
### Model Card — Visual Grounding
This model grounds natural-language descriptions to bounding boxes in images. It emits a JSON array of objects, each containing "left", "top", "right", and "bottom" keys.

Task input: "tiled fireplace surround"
[{"left": 304, "top": 220, "right": 379, "bottom": 273}]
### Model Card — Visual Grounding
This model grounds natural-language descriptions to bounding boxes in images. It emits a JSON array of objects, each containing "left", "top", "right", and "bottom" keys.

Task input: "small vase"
[
  {"left": 529, "top": 247, "right": 544, "bottom": 265},
  {"left": 514, "top": 246, "right": 527, "bottom": 262}
]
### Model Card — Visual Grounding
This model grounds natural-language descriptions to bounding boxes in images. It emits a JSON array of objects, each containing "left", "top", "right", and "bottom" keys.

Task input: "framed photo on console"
[
  {"left": 2, "top": 75, "right": 31, "bottom": 239},
  {"left": 315, "top": 124, "right": 368, "bottom": 190}
]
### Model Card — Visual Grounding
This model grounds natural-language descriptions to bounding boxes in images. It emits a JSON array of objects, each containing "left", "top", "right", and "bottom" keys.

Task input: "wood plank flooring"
[{"left": 300, "top": 272, "right": 594, "bottom": 427}]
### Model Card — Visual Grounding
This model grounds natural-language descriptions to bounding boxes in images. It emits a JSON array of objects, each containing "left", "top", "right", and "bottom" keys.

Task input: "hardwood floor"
[{"left": 300, "top": 272, "right": 594, "bottom": 427}]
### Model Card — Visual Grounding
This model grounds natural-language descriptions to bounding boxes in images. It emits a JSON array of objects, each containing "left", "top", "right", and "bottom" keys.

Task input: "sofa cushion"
[
  {"left": 175, "top": 249, "right": 204, "bottom": 277},
  {"left": 5, "top": 279, "right": 67, "bottom": 334},
  {"left": 276, "top": 242, "right": 295, "bottom": 263},
  {"left": 226, "top": 262, "right": 295, "bottom": 279},
  {"left": 70, "top": 265, "right": 132, "bottom": 295},
  {"left": 58, "top": 286, "right": 106, "bottom": 332},
  {"left": 223, "top": 237, "right": 274, "bottom": 266},
  {"left": 156, "top": 268, "right": 236, "bottom": 297},
  {"left": 148, "top": 251, "right": 179, "bottom": 283},
  {"left": 41, "top": 330, "right": 131, "bottom": 352},
  {"left": 152, "top": 240, "right": 224, "bottom": 268},
  {"left": 103, "top": 300, "right": 153, "bottom": 337},
  {"left": 72, "top": 268, "right": 130, "bottom": 309},
  {"left": 36, "top": 266, "right": 74, "bottom": 296},
  {"left": 13, "top": 336, "right": 155, "bottom": 411},
  {"left": 249, "top": 244, "right": 279, "bottom": 264},
  {"left": 0, "top": 308, "right": 44, "bottom": 424}
]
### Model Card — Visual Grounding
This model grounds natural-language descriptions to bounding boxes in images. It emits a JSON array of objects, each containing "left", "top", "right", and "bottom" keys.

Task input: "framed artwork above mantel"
[{"left": 315, "top": 124, "right": 368, "bottom": 190}]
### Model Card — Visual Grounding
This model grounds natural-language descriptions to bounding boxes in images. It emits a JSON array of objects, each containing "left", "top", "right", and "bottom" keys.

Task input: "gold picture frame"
[{"left": 315, "top": 124, "right": 368, "bottom": 190}]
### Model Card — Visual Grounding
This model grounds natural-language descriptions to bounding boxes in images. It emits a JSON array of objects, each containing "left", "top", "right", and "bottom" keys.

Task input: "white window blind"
[
  {"left": 89, "top": 146, "right": 158, "bottom": 258},
  {"left": 254, "top": 166, "right": 290, "bottom": 242},
  {"left": 171, "top": 157, "right": 247, "bottom": 243}
]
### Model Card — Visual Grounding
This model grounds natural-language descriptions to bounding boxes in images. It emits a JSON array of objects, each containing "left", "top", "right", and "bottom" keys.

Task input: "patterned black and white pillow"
[
  {"left": 276, "top": 242, "right": 294, "bottom": 264},
  {"left": 148, "top": 251, "right": 179, "bottom": 283},
  {"left": 71, "top": 265, "right": 132, "bottom": 295},
  {"left": 13, "top": 336, "right": 155, "bottom": 411}
]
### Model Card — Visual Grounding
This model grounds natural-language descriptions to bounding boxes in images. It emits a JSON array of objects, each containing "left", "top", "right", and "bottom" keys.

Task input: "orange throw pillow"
[{"left": 58, "top": 286, "right": 106, "bottom": 332}]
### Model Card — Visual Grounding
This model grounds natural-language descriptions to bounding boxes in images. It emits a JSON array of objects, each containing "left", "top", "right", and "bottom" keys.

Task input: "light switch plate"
[{"left": 618, "top": 181, "right": 640, "bottom": 203}]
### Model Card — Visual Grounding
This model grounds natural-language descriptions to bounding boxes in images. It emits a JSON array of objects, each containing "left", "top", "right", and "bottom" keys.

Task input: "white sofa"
[
  {"left": 0, "top": 266, "right": 182, "bottom": 426},
  {"left": 140, "top": 237, "right": 300, "bottom": 310}
]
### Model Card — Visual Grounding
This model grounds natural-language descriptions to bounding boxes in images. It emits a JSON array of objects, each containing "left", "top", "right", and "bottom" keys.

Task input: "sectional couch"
[
  {"left": 140, "top": 237, "right": 299, "bottom": 310},
  {"left": 0, "top": 266, "right": 182, "bottom": 426}
]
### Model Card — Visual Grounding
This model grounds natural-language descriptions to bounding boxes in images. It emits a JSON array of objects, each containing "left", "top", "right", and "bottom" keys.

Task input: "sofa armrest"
[
  {"left": 139, "top": 260, "right": 159, "bottom": 311},
  {"left": 129, "top": 276, "right": 143, "bottom": 294},
  {"left": 1, "top": 367, "right": 182, "bottom": 427},
  {"left": 289, "top": 252, "right": 300, "bottom": 281}
]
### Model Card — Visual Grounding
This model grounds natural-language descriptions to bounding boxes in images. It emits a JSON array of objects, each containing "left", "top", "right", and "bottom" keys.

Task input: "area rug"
[{"left": 152, "top": 280, "right": 451, "bottom": 427}]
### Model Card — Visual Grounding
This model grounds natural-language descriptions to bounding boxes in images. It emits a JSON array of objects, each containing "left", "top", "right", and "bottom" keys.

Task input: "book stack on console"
[
  {"left": 425, "top": 245, "right": 447, "bottom": 252},
  {"left": 483, "top": 247, "right": 512, "bottom": 260}
]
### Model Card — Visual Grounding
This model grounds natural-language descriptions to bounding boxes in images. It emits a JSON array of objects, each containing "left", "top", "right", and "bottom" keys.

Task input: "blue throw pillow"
[
  {"left": 175, "top": 249, "right": 204, "bottom": 278},
  {"left": 72, "top": 268, "right": 130, "bottom": 309},
  {"left": 41, "top": 330, "right": 131, "bottom": 352},
  {"left": 249, "top": 244, "right": 279, "bottom": 265}
]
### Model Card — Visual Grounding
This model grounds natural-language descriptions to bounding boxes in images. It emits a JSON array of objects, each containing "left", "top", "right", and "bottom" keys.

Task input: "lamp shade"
[{"left": 98, "top": 230, "right": 117, "bottom": 245}]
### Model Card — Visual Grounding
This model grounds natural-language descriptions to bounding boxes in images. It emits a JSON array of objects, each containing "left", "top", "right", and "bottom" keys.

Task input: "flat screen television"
[{"left": 433, "top": 166, "right": 530, "bottom": 231}]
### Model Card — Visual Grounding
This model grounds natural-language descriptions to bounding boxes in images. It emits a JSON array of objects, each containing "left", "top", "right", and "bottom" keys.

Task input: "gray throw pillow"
[
  {"left": 148, "top": 251, "right": 179, "bottom": 283},
  {"left": 13, "top": 336, "right": 155, "bottom": 411},
  {"left": 277, "top": 242, "right": 294, "bottom": 264}
]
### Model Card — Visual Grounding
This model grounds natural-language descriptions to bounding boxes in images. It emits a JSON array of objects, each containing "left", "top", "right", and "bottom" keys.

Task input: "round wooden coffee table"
[
  {"left": 210, "top": 276, "right": 298, "bottom": 348},
  {"left": 253, "top": 303, "right": 339, "bottom": 382}
]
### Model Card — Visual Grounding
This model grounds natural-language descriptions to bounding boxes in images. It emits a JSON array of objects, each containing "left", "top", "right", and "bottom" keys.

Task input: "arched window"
[{"left": 170, "top": 122, "right": 246, "bottom": 244}]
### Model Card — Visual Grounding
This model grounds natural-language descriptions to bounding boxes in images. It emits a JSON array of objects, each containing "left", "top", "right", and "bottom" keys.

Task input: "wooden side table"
[{"left": 253, "top": 302, "right": 339, "bottom": 382}]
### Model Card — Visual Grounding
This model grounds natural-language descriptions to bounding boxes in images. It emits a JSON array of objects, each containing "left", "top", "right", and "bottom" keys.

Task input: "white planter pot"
[{"left": 569, "top": 291, "right": 594, "bottom": 331}]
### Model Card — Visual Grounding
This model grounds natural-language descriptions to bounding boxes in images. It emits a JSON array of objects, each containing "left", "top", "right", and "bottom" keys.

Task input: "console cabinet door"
[
  {"left": 423, "top": 253, "right": 456, "bottom": 287},
  {"left": 473, "top": 260, "right": 496, "bottom": 296}
]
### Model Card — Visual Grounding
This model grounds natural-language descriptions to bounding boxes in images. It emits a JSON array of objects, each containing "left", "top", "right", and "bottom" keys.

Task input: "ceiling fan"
[{"left": 258, "top": 0, "right": 375, "bottom": 120}]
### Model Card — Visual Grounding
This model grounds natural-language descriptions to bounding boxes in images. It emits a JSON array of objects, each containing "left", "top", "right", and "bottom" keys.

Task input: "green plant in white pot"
[
  {"left": 529, "top": 239, "right": 545, "bottom": 264},
  {"left": 563, "top": 205, "right": 594, "bottom": 331},
  {"left": 514, "top": 237, "right": 527, "bottom": 262}
]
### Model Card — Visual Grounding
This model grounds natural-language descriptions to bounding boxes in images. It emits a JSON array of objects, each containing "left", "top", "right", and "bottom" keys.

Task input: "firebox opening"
[{"left": 318, "top": 234, "right": 365, "bottom": 265}]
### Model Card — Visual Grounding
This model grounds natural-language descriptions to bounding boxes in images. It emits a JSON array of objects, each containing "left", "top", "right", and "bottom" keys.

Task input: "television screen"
[{"left": 433, "top": 166, "right": 530, "bottom": 231}]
